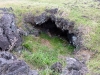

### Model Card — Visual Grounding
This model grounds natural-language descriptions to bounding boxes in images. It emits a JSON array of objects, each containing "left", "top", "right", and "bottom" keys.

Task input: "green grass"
[
  {"left": 22, "top": 33, "right": 74, "bottom": 69},
  {"left": 22, "top": 33, "right": 74, "bottom": 75},
  {"left": 87, "top": 53, "right": 100, "bottom": 75},
  {"left": 40, "top": 33, "right": 74, "bottom": 54}
]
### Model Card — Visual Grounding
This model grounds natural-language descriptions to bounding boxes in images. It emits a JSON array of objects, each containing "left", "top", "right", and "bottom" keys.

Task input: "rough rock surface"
[
  {"left": 51, "top": 62, "right": 62, "bottom": 73},
  {"left": 61, "top": 57, "right": 88, "bottom": 75},
  {"left": 33, "top": 13, "right": 75, "bottom": 32},
  {"left": 0, "top": 51, "right": 39, "bottom": 75},
  {"left": 0, "top": 8, "right": 22, "bottom": 51}
]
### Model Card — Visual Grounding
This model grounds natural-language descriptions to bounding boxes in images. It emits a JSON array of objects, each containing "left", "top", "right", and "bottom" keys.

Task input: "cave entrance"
[
  {"left": 35, "top": 19, "right": 76, "bottom": 47},
  {"left": 0, "top": 47, "right": 2, "bottom": 51}
]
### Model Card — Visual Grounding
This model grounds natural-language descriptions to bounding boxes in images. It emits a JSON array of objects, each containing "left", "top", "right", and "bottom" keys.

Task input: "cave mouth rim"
[{"left": 34, "top": 18, "right": 77, "bottom": 47}]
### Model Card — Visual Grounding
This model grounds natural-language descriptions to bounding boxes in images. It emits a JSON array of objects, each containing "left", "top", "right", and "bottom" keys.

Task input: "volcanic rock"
[
  {"left": 0, "top": 8, "right": 22, "bottom": 51},
  {"left": 61, "top": 57, "right": 88, "bottom": 75},
  {"left": 0, "top": 51, "right": 39, "bottom": 75}
]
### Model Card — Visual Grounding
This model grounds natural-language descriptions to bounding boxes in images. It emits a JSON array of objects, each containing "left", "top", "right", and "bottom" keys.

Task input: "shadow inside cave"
[{"left": 35, "top": 19, "right": 76, "bottom": 47}]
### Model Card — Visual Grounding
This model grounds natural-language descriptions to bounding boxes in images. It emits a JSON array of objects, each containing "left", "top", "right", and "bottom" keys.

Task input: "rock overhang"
[{"left": 24, "top": 9, "right": 82, "bottom": 49}]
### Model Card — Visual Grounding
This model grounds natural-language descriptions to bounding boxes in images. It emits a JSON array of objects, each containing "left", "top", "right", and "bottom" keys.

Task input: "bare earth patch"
[
  {"left": 40, "top": 39, "right": 52, "bottom": 48},
  {"left": 75, "top": 49, "right": 95, "bottom": 62}
]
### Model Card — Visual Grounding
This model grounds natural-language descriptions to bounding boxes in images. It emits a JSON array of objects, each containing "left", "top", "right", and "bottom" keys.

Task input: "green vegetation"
[
  {"left": 22, "top": 33, "right": 74, "bottom": 69},
  {"left": 22, "top": 33, "right": 74, "bottom": 74},
  {"left": 0, "top": 0, "right": 100, "bottom": 74},
  {"left": 87, "top": 53, "right": 100, "bottom": 75}
]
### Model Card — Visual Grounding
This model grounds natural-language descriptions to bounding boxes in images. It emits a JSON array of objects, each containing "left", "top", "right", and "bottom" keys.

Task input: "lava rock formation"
[
  {"left": 24, "top": 9, "right": 81, "bottom": 48},
  {"left": 0, "top": 8, "right": 22, "bottom": 51},
  {"left": 61, "top": 57, "right": 88, "bottom": 75},
  {"left": 0, "top": 51, "right": 39, "bottom": 75}
]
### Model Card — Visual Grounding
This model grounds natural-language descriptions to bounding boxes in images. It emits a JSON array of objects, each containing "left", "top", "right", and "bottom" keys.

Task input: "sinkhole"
[{"left": 34, "top": 19, "right": 77, "bottom": 47}]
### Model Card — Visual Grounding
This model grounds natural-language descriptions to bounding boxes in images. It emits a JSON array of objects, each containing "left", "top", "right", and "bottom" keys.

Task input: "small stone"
[
  {"left": 66, "top": 57, "right": 82, "bottom": 70},
  {"left": 51, "top": 62, "right": 62, "bottom": 73},
  {"left": 61, "top": 57, "right": 88, "bottom": 75}
]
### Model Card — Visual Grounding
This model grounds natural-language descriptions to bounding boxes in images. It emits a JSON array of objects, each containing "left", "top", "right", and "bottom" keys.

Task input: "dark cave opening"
[
  {"left": 0, "top": 47, "right": 2, "bottom": 51},
  {"left": 35, "top": 19, "right": 77, "bottom": 47}
]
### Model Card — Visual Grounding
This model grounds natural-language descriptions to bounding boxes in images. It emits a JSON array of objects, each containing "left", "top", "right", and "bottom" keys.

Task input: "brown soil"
[
  {"left": 74, "top": 49, "right": 94, "bottom": 62},
  {"left": 40, "top": 39, "right": 52, "bottom": 48}
]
